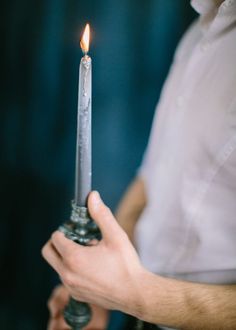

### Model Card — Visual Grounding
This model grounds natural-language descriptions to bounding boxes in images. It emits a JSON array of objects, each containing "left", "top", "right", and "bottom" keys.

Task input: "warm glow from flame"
[{"left": 80, "top": 23, "right": 90, "bottom": 54}]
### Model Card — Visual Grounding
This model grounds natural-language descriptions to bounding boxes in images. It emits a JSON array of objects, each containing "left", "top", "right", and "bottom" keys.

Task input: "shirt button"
[{"left": 176, "top": 95, "right": 184, "bottom": 107}]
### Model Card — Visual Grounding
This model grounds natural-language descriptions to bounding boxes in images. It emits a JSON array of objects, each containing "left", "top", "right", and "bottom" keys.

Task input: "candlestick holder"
[{"left": 59, "top": 201, "right": 101, "bottom": 330}]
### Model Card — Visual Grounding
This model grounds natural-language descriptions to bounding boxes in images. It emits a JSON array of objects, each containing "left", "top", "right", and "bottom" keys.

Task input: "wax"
[{"left": 75, "top": 54, "right": 92, "bottom": 206}]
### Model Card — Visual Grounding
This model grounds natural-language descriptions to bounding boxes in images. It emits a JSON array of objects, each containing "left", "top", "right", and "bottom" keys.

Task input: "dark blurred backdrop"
[{"left": 0, "top": 1, "right": 196, "bottom": 329}]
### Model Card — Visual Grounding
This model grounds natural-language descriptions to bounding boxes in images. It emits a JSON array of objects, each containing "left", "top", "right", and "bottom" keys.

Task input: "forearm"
[
  {"left": 134, "top": 270, "right": 236, "bottom": 329},
  {"left": 115, "top": 176, "right": 146, "bottom": 242},
  {"left": 44, "top": 191, "right": 236, "bottom": 329}
]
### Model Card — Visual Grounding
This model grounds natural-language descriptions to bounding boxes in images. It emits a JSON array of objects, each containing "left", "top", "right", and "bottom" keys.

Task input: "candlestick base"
[
  {"left": 64, "top": 298, "right": 91, "bottom": 330},
  {"left": 58, "top": 201, "right": 101, "bottom": 330}
]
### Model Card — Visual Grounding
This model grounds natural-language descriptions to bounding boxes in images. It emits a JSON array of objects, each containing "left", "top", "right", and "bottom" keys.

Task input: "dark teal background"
[{"left": 0, "top": 1, "right": 196, "bottom": 329}]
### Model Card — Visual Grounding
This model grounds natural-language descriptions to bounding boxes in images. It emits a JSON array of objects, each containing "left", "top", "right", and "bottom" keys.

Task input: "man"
[{"left": 42, "top": 0, "right": 236, "bottom": 329}]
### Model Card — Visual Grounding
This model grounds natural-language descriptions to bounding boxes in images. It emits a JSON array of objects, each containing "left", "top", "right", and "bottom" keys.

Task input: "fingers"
[
  {"left": 47, "top": 286, "right": 71, "bottom": 330},
  {"left": 48, "top": 191, "right": 123, "bottom": 262},
  {"left": 48, "top": 285, "right": 69, "bottom": 318},
  {"left": 84, "top": 305, "right": 109, "bottom": 330},
  {"left": 88, "top": 191, "right": 122, "bottom": 241},
  {"left": 42, "top": 240, "right": 63, "bottom": 274},
  {"left": 51, "top": 231, "right": 83, "bottom": 259}
]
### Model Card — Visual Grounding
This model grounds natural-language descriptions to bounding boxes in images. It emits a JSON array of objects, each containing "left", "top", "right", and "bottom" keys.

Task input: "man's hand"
[
  {"left": 42, "top": 191, "right": 144, "bottom": 317},
  {"left": 47, "top": 285, "right": 109, "bottom": 330},
  {"left": 42, "top": 190, "right": 236, "bottom": 329},
  {"left": 47, "top": 285, "right": 70, "bottom": 330}
]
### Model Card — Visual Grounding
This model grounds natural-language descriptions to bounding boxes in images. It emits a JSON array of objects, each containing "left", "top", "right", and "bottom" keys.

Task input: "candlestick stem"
[{"left": 59, "top": 201, "right": 101, "bottom": 329}]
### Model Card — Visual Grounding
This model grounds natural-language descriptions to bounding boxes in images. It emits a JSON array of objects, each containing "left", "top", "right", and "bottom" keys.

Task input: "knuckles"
[
  {"left": 65, "top": 250, "right": 80, "bottom": 270},
  {"left": 61, "top": 270, "right": 75, "bottom": 287},
  {"left": 66, "top": 255, "right": 76, "bottom": 269}
]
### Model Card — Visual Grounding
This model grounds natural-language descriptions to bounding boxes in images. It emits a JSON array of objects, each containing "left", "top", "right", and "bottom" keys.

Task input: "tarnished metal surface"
[{"left": 59, "top": 201, "right": 101, "bottom": 329}]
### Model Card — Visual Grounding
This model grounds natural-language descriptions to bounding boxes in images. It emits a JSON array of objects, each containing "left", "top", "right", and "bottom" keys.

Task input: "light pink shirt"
[{"left": 136, "top": 0, "right": 236, "bottom": 285}]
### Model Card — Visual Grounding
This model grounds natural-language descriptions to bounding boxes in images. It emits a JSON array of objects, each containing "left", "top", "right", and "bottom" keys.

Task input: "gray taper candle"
[
  {"left": 59, "top": 24, "right": 101, "bottom": 330},
  {"left": 75, "top": 24, "right": 92, "bottom": 206}
]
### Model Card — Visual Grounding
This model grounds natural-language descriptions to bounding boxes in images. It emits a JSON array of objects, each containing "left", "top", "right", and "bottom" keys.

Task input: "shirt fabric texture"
[{"left": 136, "top": 0, "right": 236, "bottom": 289}]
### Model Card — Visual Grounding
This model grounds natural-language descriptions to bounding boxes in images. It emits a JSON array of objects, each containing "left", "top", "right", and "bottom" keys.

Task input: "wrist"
[
  {"left": 131, "top": 270, "right": 177, "bottom": 323},
  {"left": 132, "top": 271, "right": 189, "bottom": 328},
  {"left": 127, "top": 267, "right": 154, "bottom": 320}
]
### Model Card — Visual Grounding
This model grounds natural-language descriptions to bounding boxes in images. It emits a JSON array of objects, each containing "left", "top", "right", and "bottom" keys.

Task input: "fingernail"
[
  {"left": 93, "top": 190, "right": 100, "bottom": 200},
  {"left": 92, "top": 191, "right": 101, "bottom": 207}
]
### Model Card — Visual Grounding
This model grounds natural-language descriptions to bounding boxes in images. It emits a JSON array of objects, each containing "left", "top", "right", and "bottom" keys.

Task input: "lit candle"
[
  {"left": 75, "top": 24, "right": 92, "bottom": 206},
  {"left": 59, "top": 24, "right": 101, "bottom": 329}
]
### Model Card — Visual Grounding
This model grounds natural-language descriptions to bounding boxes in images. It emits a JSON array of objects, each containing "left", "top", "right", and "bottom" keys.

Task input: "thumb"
[{"left": 88, "top": 191, "right": 122, "bottom": 241}]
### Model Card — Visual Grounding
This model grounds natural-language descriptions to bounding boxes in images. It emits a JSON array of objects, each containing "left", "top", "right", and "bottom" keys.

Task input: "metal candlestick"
[{"left": 59, "top": 201, "right": 101, "bottom": 330}]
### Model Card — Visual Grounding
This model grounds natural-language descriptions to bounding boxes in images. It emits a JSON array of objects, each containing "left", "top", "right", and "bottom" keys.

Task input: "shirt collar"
[
  {"left": 191, "top": 0, "right": 219, "bottom": 16},
  {"left": 191, "top": 0, "right": 222, "bottom": 30},
  {"left": 191, "top": 0, "right": 236, "bottom": 34}
]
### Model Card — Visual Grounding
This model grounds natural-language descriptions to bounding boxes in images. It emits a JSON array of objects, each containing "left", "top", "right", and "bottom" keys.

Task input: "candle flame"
[{"left": 80, "top": 23, "right": 90, "bottom": 54}]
